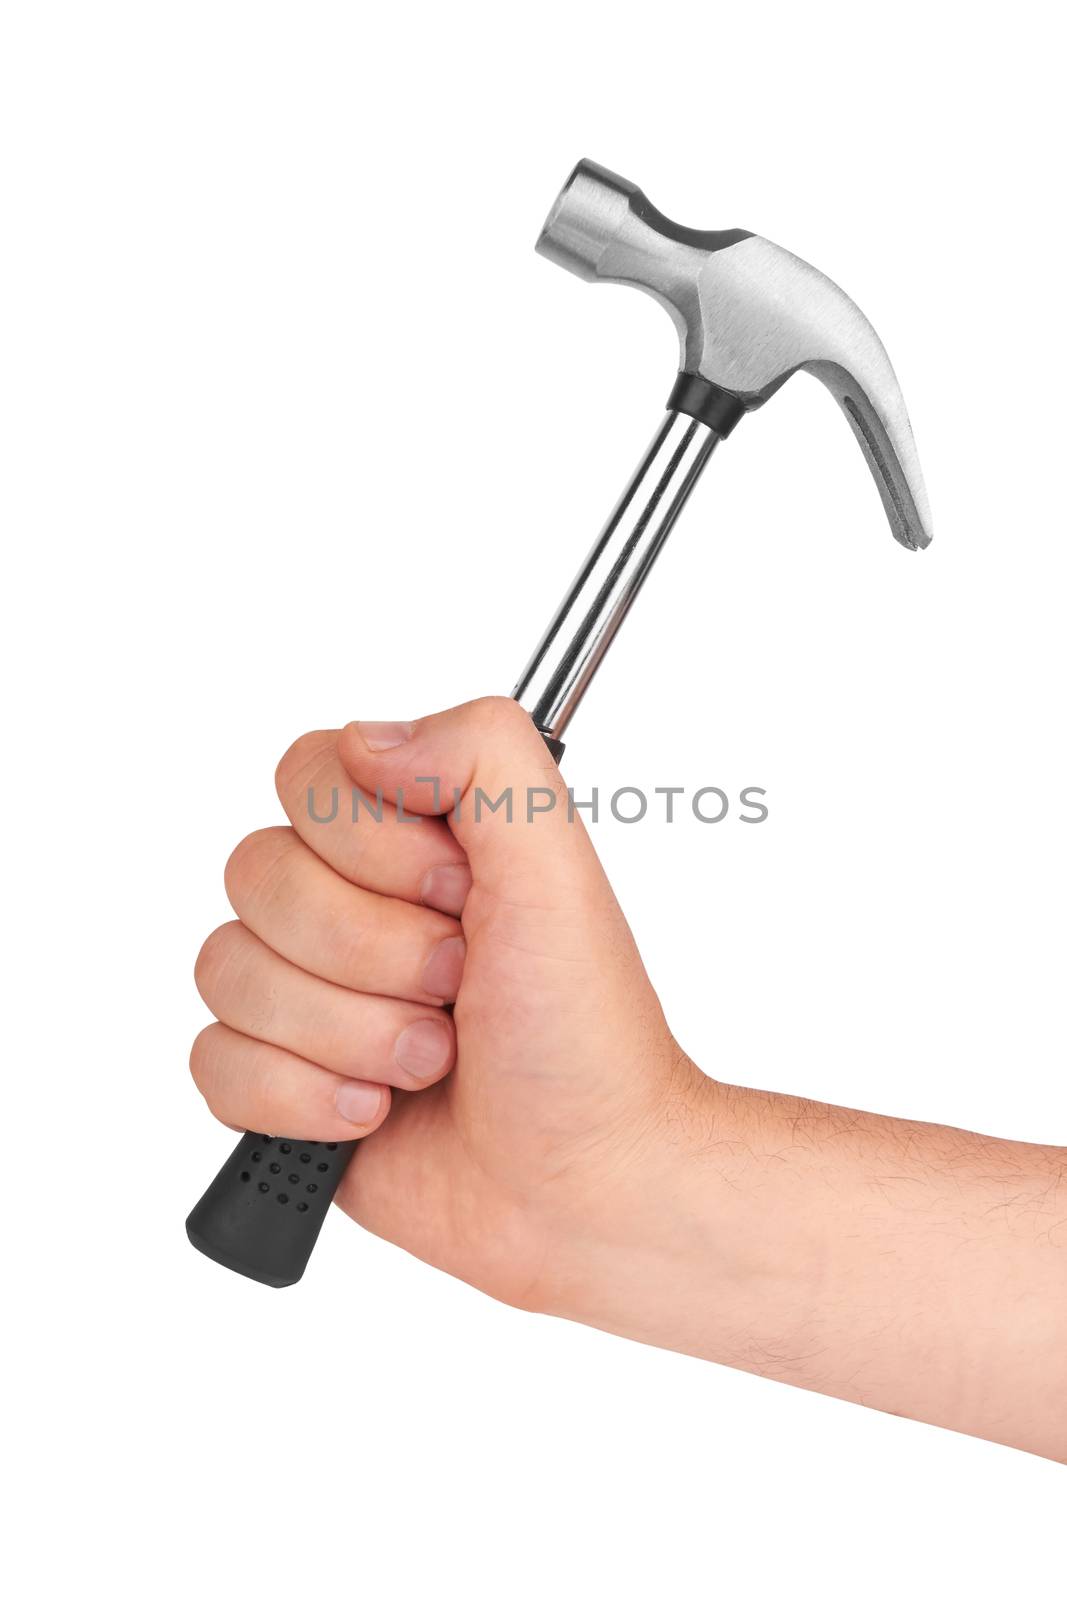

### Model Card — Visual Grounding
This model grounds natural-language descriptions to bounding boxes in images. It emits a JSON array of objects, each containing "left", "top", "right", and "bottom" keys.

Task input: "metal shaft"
[{"left": 513, "top": 410, "right": 719, "bottom": 740}]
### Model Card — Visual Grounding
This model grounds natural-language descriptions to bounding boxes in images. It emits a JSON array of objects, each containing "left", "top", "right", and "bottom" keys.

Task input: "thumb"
[{"left": 336, "top": 697, "right": 603, "bottom": 905}]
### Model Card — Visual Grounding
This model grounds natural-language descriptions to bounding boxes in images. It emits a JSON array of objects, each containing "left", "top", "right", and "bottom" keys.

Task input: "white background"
[{"left": 3, "top": 1, "right": 1064, "bottom": 1594}]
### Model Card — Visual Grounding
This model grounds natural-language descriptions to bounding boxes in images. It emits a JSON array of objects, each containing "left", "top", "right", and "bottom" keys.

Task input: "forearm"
[{"left": 556, "top": 1064, "right": 1067, "bottom": 1460}]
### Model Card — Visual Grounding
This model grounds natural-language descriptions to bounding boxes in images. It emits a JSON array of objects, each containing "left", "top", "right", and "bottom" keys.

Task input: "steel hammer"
[{"left": 187, "top": 158, "right": 933, "bottom": 1285}]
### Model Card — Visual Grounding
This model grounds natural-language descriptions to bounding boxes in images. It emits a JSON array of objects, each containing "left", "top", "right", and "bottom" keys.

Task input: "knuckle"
[
  {"left": 275, "top": 729, "right": 335, "bottom": 804},
  {"left": 193, "top": 921, "right": 245, "bottom": 1009},
  {"left": 470, "top": 695, "right": 532, "bottom": 736},
  {"left": 326, "top": 912, "right": 371, "bottom": 985},
  {"left": 224, "top": 825, "right": 294, "bottom": 906},
  {"left": 189, "top": 1023, "right": 224, "bottom": 1098}
]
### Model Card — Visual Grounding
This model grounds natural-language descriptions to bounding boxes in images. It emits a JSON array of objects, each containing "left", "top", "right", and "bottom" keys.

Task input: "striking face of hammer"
[{"left": 514, "top": 158, "right": 932, "bottom": 746}]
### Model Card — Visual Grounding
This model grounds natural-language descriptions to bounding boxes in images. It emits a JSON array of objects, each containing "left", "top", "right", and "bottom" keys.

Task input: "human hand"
[{"left": 192, "top": 697, "right": 697, "bottom": 1313}]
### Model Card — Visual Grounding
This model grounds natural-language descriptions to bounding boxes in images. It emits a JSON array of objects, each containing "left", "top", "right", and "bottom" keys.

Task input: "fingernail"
[
  {"left": 335, "top": 1080, "right": 383, "bottom": 1125},
  {"left": 394, "top": 1018, "right": 452, "bottom": 1080},
  {"left": 422, "top": 934, "right": 466, "bottom": 1000},
  {"left": 356, "top": 720, "right": 414, "bottom": 751},
  {"left": 420, "top": 862, "right": 472, "bottom": 916}
]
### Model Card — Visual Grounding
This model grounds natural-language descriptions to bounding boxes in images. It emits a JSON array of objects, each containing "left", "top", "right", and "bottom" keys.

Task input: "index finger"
[{"left": 275, "top": 729, "right": 471, "bottom": 916}]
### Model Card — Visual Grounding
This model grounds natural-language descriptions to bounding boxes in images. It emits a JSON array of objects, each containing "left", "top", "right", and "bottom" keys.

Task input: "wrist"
[
  {"left": 537, "top": 1060, "right": 839, "bottom": 1375},
  {"left": 533, "top": 1051, "right": 762, "bottom": 1347}
]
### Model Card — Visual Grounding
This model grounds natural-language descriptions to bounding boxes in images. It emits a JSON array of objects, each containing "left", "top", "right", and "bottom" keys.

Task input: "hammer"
[{"left": 187, "top": 158, "right": 933, "bottom": 1285}]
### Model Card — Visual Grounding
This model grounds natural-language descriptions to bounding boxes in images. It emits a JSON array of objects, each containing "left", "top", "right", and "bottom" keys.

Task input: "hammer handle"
[{"left": 513, "top": 410, "right": 720, "bottom": 739}]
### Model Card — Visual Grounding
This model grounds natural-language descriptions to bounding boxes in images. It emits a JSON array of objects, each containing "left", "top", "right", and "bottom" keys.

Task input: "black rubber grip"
[{"left": 186, "top": 1132, "right": 357, "bottom": 1287}]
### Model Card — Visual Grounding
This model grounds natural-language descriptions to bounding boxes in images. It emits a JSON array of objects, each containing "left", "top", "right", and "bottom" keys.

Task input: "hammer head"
[{"left": 538, "top": 159, "right": 932, "bottom": 551}]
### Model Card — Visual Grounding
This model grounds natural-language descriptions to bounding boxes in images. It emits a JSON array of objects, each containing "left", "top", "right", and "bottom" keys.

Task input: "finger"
[
  {"left": 190, "top": 1022, "right": 392, "bottom": 1141},
  {"left": 224, "top": 826, "right": 466, "bottom": 1004},
  {"left": 336, "top": 698, "right": 609, "bottom": 908},
  {"left": 195, "top": 921, "right": 456, "bottom": 1089},
  {"left": 276, "top": 729, "right": 472, "bottom": 916}
]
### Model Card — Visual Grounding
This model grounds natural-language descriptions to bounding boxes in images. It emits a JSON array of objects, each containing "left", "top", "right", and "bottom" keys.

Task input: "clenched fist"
[{"left": 192, "top": 697, "right": 691, "bottom": 1314}]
